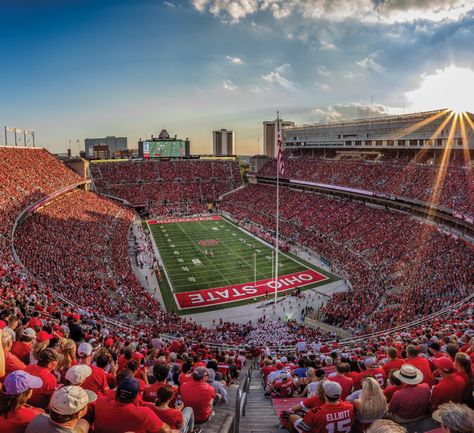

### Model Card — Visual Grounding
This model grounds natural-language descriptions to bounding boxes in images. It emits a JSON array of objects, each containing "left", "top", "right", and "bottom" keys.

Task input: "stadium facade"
[{"left": 283, "top": 109, "right": 474, "bottom": 150}]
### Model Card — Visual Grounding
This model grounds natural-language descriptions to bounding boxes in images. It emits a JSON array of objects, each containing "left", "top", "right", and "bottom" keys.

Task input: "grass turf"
[{"left": 147, "top": 216, "right": 339, "bottom": 314}]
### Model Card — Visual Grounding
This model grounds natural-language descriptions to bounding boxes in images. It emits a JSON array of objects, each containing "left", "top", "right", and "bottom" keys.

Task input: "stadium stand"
[
  {"left": 90, "top": 159, "right": 242, "bottom": 217},
  {"left": 257, "top": 149, "right": 474, "bottom": 218},
  {"left": 0, "top": 147, "right": 473, "bottom": 433}
]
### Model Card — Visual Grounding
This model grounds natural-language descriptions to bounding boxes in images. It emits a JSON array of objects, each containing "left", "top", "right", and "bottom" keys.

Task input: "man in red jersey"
[
  {"left": 430, "top": 357, "right": 465, "bottom": 410},
  {"left": 328, "top": 363, "right": 353, "bottom": 400},
  {"left": 181, "top": 367, "right": 215, "bottom": 424},
  {"left": 95, "top": 377, "right": 171, "bottom": 433},
  {"left": 382, "top": 348, "right": 404, "bottom": 376},
  {"left": 289, "top": 381, "right": 354, "bottom": 433},
  {"left": 354, "top": 357, "right": 386, "bottom": 389},
  {"left": 24, "top": 348, "right": 59, "bottom": 409},
  {"left": 74, "top": 342, "right": 109, "bottom": 396},
  {"left": 143, "top": 364, "right": 177, "bottom": 403},
  {"left": 404, "top": 345, "right": 434, "bottom": 386}
]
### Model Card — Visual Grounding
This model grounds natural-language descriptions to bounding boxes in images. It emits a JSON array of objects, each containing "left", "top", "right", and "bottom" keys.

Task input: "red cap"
[
  {"left": 132, "top": 352, "right": 144, "bottom": 361},
  {"left": 37, "top": 330, "right": 54, "bottom": 342},
  {"left": 0, "top": 320, "right": 6, "bottom": 329},
  {"left": 433, "top": 357, "right": 454, "bottom": 372},
  {"left": 104, "top": 338, "right": 114, "bottom": 347},
  {"left": 72, "top": 313, "right": 81, "bottom": 321}
]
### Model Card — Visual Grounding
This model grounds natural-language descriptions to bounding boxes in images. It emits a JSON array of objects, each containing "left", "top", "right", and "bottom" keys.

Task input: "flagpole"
[{"left": 274, "top": 111, "right": 280, "bottom": 307}]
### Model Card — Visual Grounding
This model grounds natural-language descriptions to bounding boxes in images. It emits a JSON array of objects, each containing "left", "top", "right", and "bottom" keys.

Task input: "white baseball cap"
[
  {"left": 65, "top": 365, "right": 92, "bottom": 385},
  {"left": 23, "top": 328, "right": 36, "bottom": 338},
  {"left": 77, "top": 342, "right": 93, "bottom": 357},
  {"left": 50, "top": 386, "right": 97, "bottom": 415}
]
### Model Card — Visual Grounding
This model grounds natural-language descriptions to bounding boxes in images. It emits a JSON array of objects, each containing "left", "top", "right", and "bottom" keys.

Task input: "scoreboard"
[{"left": 142, "top": 140, "right": 189, "bottom": 158}]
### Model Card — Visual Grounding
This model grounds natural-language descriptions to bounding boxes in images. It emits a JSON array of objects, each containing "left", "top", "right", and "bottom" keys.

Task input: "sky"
[{"left": 0, "top": 0, "right": 473, "bottom": 155}]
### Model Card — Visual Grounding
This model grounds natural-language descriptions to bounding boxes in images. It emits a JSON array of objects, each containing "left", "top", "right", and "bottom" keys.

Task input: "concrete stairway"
[{"left": 239, "top": 369, "right": 281, "bottom": 433}]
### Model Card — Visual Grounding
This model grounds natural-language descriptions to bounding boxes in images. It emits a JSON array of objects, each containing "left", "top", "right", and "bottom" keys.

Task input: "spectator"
[
  {"left": 366, "top": 419, "right": 407, "bottom": 433},
  {"left": 76, "top": 343, "right": 109, "bottom": 396},
  {"left": 95, "top": 376, "right": 171, "bottom": 433},
  {"left": 431, "top": 402, "right": 474, "bottom": 433},
  {"left": 289, "top": 381, "right": 354, "bottom": 433},
  {"left": 0, "top": 370, "right": 44, "bottom": 433},
  {"left": 351, "top": 377, "right": 387, "bottom": 432},
  {"left": 11, "top": 329, "right": 36, "bottom": 365},
  {"left": 153, "top": 385, "right": 197, "bottom": 433},
  {"left": 329, "top": 363, "right": 353, "bottom": 400},
  {"left": 24, "top": 348, "right": 59, "bottom": 410},
  {"left": 430, "top": 357, "right": 464, "bottom": 410},
  {"left": 25, "top": 385, "right": 96, "bottom": 433},
  {"left": 181, "top": 367, "right": 215, "bottom": 425},
  {"left": 404, "top": 345, "right": 434, "bottom": 387},
  {"left": 387, "top": 365, "right": 430, "bottom": 424},
  {"left": 2, "top": 331, "right": 26, "bottom": 376}
]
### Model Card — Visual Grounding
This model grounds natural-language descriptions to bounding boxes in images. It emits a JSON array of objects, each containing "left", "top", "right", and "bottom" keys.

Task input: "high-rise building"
[
  {"left": 212, "top": 129, "right": 235, "bottom": 156},
  {"left": 84, "top": 136, "right": 128, "bottom": 159},
  {"left": 263, "top": 119, "right": 294, "bottom": 158}
]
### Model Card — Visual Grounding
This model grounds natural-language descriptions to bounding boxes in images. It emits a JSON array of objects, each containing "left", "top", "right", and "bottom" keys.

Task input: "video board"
[{"left": 143, "top": 140, "right": 187, "bottom": 158}]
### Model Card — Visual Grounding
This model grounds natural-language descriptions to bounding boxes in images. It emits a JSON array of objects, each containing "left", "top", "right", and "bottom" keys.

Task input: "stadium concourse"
[{"left": 0, "top": 146, "right": 473, "bottom": 433}]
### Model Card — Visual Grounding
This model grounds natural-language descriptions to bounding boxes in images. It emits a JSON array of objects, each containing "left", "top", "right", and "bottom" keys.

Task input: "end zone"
[{"left": 175, "top": 269, "right": 328, "bottom": 310}]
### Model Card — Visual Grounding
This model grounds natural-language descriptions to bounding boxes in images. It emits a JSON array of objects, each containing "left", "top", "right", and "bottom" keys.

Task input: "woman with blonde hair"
[
  {"left": 352, "top": 377, "right": 388, "bottom": 432},
  {"left": 56, "top": 339, "right": 77, "bottom": 382}
]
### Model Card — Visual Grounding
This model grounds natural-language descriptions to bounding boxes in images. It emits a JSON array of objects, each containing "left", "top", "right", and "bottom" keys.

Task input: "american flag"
[{"left": 276, "top": 117, "right": 285, "bottom": 175}]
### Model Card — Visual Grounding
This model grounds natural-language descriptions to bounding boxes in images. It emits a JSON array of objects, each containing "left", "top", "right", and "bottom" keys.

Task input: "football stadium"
[{"left": 1, "top": 2, "right": 474, "bottom": 433}]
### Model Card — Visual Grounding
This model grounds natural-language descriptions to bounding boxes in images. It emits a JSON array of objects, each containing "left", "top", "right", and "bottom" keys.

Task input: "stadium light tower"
[{"left": 4, "top": 126, "right": 35, "bottom": 147}]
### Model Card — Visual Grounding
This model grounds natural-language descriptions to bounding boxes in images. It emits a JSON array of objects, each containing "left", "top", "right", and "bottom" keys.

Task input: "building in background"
[
  {"left": 263, "top": 119, "right": 294, "bottom": 158},
  {"left": 212, "top": 129, "right": 235, "bottom": 156},
  {"left": 84, "top": 136, "right": 128, "bottom": 159}
]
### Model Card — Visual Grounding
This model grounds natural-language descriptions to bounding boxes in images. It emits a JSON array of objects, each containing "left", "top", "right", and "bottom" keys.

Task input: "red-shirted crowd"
[
  {"left": 0, "top": 147, "right": 473, "bottom": 433},
  {"left": 258, "top": 149, "right": 474, "bottom": 218},
  {"left": 90, "top": 160, "right": 242, "bottom": 217}
]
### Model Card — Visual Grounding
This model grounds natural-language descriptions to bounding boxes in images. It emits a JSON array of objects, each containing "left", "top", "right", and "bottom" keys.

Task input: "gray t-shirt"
[{"left": 25, "top": 414, "right": 83, "bottom": 433}]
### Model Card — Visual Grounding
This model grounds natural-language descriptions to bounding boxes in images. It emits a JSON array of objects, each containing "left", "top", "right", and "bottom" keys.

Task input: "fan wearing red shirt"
[
  {"left": 430, "top": 357, "right": 465, "bottom": 411},
  {"left": 271, "top": 371, "right": 295, "bottom": 398},
  {"left": 76, "top": 343, "right": 109, "bottom": 396},
  {"left": 181, "top": 367, "right": 215, "bottom": 424},
  {"left": 2, "top": 332, "right": 26, "bottom": 377},
  {"left": 178, "top": 362, "right": 194, "bottom": 387},
  {"left": 143, "top": 365, "right": 177, "bottom": 403},
  {"left": 24, "top": 348, "right": 59, "bottom": 410},
  {"left": 328, "top": 363, "right": 353, "bottom": 400},
  {"left": 95, "top": 377, "right": 171, "bottom": 433},
  {"left": 354, "top": 357, "right": 386, "bottom": 389},
  {"left": 382, "top": 348, "right": 404, "bottom": 376},
  {"left": 453, "top": 352, "right": 474, "bottom": 403},
  {"left": 0, "top": 370, "right": 44, "bottom": 433},
  {"left": 289, "top": 381, "right": 354, "bottom": 433},
  {"left": 404, "top": 345, "right": 434, "bottom": 387},
  {"left": 11, "top": 328, "right": 36, "bottom": 365}
]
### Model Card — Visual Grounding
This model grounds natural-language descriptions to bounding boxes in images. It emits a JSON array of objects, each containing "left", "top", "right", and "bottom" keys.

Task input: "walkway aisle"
[{"left": 239, "top": 369, "right": 282, "bottom": 433}]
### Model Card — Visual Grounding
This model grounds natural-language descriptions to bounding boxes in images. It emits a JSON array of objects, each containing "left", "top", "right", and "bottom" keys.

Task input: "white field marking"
[
  {"left": 177, "top": 258, "right": 184, "bottom": 263},
  {"left": 221, "top": 216, "right": 331, "bottom": 278},
  {"left": 182, "top": 267, "right": 189, "bottom": 272},
  {"left": 188, "top": 277, "right": 196, "bottom": 282},
  {"left": 174, "top": 251, "right": 180, "bottom": 255},
  {"left": 170, "top": 244, "right": 175, "bottom": 248},
  {"left": 174, "top": 221, "right": 233, "bottom": 287},
  {"left": 164, "top": 233, "right": 168, "bottom": 237}
]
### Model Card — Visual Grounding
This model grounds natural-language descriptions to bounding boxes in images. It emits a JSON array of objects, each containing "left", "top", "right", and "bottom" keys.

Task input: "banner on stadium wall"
[{"left": 175, "top": 269, "right": 328, "bottom": 310}]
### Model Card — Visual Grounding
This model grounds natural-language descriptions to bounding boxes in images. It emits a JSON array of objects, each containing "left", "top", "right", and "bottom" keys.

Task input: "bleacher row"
[
  {"left": 258, "top": 149, "right": 474, "bottom": 219},
  {"left": 90, "top": 160, "right": 242, "bottom": 216},
  {"left": 221, "top": 183, "right": 474, "bottom": 333}
]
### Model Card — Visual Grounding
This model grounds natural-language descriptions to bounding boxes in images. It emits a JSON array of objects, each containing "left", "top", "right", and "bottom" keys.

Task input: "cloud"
[
  {"left": 262, "top": 65, "right": 296, "bottom": 90},
  {"left": 192, "top": 0, "right": 473, "bottom": 23},
  {"left": 163, "top": 1, "right": 175, "bottom": 7},
  {"left": 320, "top": 40, "right": 336, "bottom": 50},
  {"left": 311, "top": 103, "right": 397, "bottom": 122},
  {"left": 317, "top": 66, "right": 332, "bottom": 76},
  {"left": 226, "top": 55, "right": 244, "bottom": 64},
  {"left": 223, "top": 79, "right": 238, "bottom": 91},
  {"left": 356, "top": 53, "right": 384, "bottom": 72},
  {"left": 314, "top": 81, "right": 331, "bottom": 91}
]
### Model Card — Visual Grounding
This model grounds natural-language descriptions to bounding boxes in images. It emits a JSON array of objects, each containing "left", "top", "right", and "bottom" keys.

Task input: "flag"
[{"left": 277, "top": 117, "right": 285, "bottom": 175}]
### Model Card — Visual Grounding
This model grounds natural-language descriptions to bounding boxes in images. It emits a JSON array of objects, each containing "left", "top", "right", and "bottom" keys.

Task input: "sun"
[{"left": 405, "top": 66, "right": 474, "bottom": 114}]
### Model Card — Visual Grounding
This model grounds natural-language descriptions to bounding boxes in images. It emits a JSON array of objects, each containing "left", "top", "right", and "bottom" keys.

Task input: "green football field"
[{"left": 147, "top": 216, "right": 339, "bottom": 313}]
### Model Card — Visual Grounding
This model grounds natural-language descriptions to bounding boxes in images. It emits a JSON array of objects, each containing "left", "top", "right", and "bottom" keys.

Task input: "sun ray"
[
  {"left": 459, "top": 113, "right": 472, "bottom": 175},
  {"left": 393, "top": 109, "right": 450, "bottom": 139},
  {"left": 428, "top": 113, "right": 458, "bottom": 212}
]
